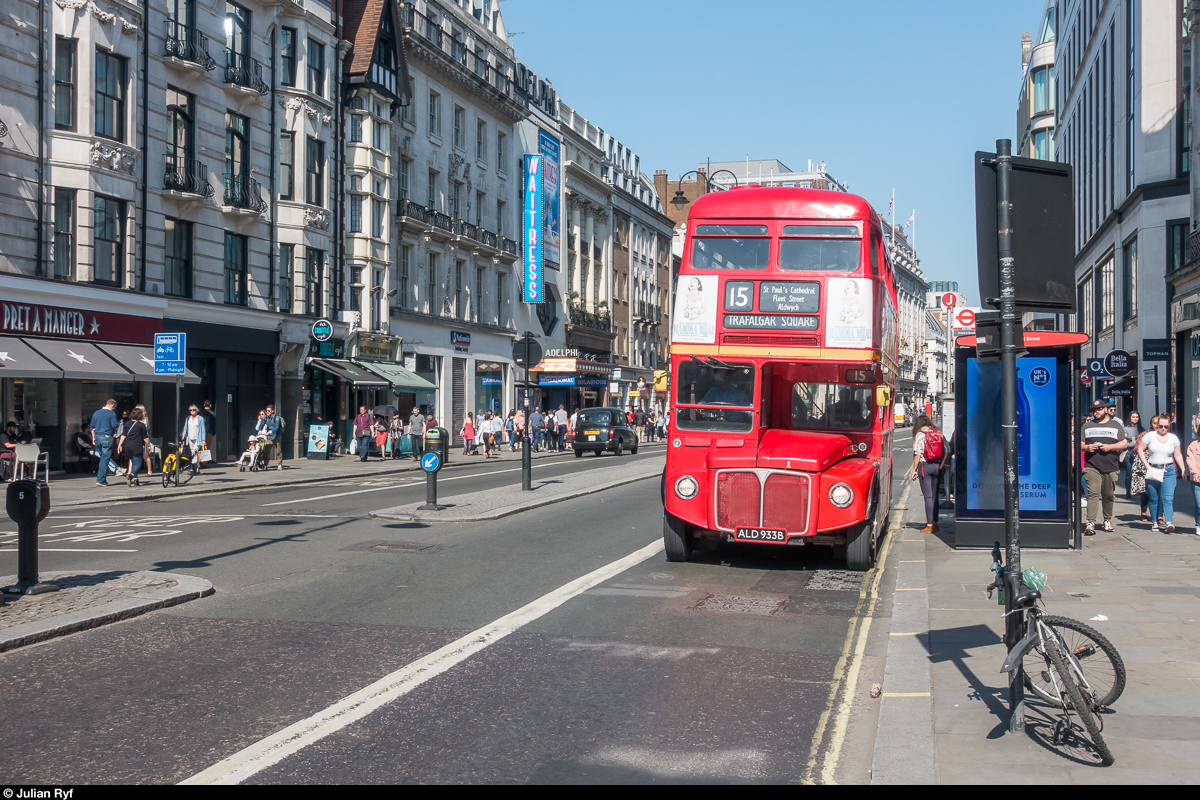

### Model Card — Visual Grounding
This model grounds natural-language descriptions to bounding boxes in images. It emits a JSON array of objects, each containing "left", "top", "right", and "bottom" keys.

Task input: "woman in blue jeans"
[
  {"left": 1138, "top": 415, "right": 1185, "bottom": 532},
  {"left": 909, "top": 416, "right": 948, "bottom": 533}
]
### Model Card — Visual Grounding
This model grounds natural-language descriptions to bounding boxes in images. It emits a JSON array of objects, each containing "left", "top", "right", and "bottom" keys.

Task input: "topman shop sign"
[{"left": 523, "top": 154, "right": 544, "bottom": 304}]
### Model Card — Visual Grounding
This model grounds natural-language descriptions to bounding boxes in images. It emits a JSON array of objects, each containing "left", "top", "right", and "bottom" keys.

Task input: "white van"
[{"left": 894, "top": 403, "right": 909, "bottom": 428}]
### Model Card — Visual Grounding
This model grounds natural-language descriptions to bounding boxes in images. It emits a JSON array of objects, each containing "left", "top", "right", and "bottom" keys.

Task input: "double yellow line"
[{"left": 802, "top": 481, "right": 911, "bottom": 785}]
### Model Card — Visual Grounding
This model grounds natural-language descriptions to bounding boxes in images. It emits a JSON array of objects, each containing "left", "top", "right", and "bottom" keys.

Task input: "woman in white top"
[
  {"left": 1137, "top": 414, "right": 1185, "bottom": 532},
  {"left": 480, "top": 412, "right": 494, "bottom": 459}
]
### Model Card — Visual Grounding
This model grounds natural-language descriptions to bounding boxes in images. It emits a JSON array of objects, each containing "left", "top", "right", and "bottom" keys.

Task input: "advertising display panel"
[
  {"left": 523, "top": 154, "right": 544, "bottom": 303},
  {"left": 307, "top": 424, "right": 330, "bottom": 460},
  {"left": 538, "top": 130, "right": 561, "bottom": 268},
  {"left": 950, "top": 347, "right": 1075, "bottom": 546}
]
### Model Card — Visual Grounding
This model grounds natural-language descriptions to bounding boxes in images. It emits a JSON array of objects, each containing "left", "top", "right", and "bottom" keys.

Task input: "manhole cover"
[
  {"left": 371, "top": 542, "right": 432, "bottom": 552},
  {"left": 693, "top": 593, "right": 784, "bottom": 616},
  {"left": 806, "top": 571, "right": 863, "bottom": 592},
  {"left": 342, "top": 540, "right": 436, "bottom": 553}
]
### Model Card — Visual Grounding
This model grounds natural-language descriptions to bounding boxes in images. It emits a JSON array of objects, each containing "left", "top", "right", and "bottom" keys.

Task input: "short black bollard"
[
  {"left": 417, "top": 446, "right": 444, "bottom": 511},
  {"left": 4, "top": 480, "right": 58, "bottom": 596}
]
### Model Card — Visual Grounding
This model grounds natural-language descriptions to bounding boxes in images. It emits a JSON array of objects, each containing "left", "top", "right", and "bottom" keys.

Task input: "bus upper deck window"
[
  {"left": 691, "top": 225, "right": 769, "bottom": 270},
  {"left": 779, "top": 224, "right": 861, "bottom": 272}
]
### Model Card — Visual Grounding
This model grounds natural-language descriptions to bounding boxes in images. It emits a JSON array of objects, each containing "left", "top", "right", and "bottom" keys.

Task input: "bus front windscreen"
[
  {"left": 791, "top": 383, "right": 873, "bottom": 430},
  {"left": 675, "top": 361, "right": 755, "bottom": 432},
  {"left": 690, "top": 227, "right": 770, "bottom": 270}
]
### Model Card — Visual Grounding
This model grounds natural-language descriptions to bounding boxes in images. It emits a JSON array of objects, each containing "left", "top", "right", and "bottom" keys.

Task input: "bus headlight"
[
  {"left": 675, "top": 476, "right": 699, "bottom": 499},
  {"left": 829, "top": 483, "right": 854, "bottom": 508}
]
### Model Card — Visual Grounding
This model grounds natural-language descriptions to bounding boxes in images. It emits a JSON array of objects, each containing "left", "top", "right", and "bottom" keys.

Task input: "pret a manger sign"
[{"left": 523, "top": 154, "right": 544, "bottom": 303}]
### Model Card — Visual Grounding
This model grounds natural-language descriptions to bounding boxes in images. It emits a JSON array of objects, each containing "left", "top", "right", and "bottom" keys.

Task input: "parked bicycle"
[
  {"left": 987, "top": 543, "right": 1124, "bottom": 766},
  {"left": 160, "top": 439, "right": 198, "bottom": 488}
]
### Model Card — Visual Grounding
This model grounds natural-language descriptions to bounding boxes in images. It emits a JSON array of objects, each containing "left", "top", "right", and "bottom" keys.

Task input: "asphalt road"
[{"left": 0, "top": 442, "right": 912, "bottom": 784}]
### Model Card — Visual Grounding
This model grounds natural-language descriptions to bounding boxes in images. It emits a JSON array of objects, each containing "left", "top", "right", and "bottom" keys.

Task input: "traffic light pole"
[{"left": 995, "top": 139, "right": 1025, "bottom": 734}]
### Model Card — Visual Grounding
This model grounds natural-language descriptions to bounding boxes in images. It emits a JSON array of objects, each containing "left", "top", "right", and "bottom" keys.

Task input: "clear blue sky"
[{"left": 501, "top": 0, "right": 1047, "bottom": 304}]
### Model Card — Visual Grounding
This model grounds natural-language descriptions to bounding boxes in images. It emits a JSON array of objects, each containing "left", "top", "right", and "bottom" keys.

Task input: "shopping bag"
[{"left": 199, "top": 447, "right": 213, "bottom": 463}]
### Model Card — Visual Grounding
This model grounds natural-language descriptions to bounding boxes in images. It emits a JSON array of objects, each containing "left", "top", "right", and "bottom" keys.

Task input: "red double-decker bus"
[{"left": 662, "top": 187, "right": 899, "bottom": 570}]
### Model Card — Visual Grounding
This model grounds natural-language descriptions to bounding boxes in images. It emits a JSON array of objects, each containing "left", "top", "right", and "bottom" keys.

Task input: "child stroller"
[{"left": 238, "top": 434, "right": 268, "bottom": 472}]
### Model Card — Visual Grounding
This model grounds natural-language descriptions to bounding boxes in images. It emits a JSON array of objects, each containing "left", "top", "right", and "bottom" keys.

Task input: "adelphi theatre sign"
[{"left": 2, "top": 302, "right": 161, "bottom": 344}]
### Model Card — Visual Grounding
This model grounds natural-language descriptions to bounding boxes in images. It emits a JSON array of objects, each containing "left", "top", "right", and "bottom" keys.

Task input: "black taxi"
[{"left": 573, "top": 407, "right": 638, "bottom": 457}]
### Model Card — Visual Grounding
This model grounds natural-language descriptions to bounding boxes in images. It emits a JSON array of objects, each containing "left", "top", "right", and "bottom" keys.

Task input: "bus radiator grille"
[
  {"left": 762, "top": 473, "right": 809, "bottom": 534},
  {"left": 720, "top": 334, "right": 820, "bottom": 347},
  {"left": 716, "top": 472, "right": 761, "bottom": 530}
]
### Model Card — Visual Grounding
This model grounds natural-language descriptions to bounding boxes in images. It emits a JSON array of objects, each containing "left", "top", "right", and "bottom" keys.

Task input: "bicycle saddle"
[{"left": 1013, "top": 587, "right": 1041, "bottom": 607}]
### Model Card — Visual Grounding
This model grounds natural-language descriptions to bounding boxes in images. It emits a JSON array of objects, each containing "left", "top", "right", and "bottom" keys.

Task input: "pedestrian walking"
[
  {"left": 180, "top": 404, "right": 207, "bottom": 471},
  {"left": 408, "top": 407, "right": 425, "bottom": 461},
  {"left": 353, "top": 406, "right": 374, "bottom": 462},
  {"left": 635, "top": 407, "right": 647, "bottom": 442},
  {"left": 1082, "top": 399, "right": 1128, "bottom": 535},
  {"left": 117, "top": 408, "right": 148, "bottom": 487},
  {"left": 505, "top": 409, "right": 517, "bottom": 451},
  {"left": 390, "top": 415, "right": 405, "bottom": 459},
  {"left": 1123, "top": 411, "right": 1146, "bottom": 498},
  {"left": 515, "top": 410, "right": 525, "bottom": 451},
  {"left": 1186, "top": 418, "right": 1200, "bottom": 536},
  {"left": 554, "top": 405, "right": 568, "bottom": 451},
  {"left": 461, "top": 412, "right": 475, "bottom": 456},
  {"left": 256, "top": 404, "right": 283, "bottom": 469},
  {"left": 201, "top": 400, "right": 217, "bottom": 455},
  {"left": 1138, "top": 413, "right": 1185, "bottom": 532},
  {"left": 909, "top": 415, "right": 947, "bottom": 533},
  {"left": 529, "top": 407, "right": 544, "bottom": 452},
  {"left": 482, "top": 411, "right": 497, "bottom": 459}
]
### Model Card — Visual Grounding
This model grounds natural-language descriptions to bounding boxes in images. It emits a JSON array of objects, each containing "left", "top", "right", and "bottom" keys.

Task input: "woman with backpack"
[{"left": 910, "top": 415, "right": 947, "bottom": 533}]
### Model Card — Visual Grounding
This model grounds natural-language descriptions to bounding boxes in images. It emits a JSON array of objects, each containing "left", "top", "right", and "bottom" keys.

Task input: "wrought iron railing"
[
  {"left": 224, "top": 50, "right": 268, "bottom": 95},
  {"left": 223, "top": 173, "right": 267, "bottom": 213},
  {"left": 397, "top": 198, "right": 431, "bottom": 224},
  {"left": 396, "top": 200, "right": 516, "bottom": 255},
  {"left": 164, "top": 21, "right": 216, "bottom": 71},
  {"left": 1191, "top": 226, "right": 1200, "bottom": 264},
  {"left": 500, "top": 237, "right": 518, "bottom": 256},
  {"left": 431, "top": 210, "right": 453, "bottom": 231},
  {"left": 164, "top": 154, "right": 214, "bottom": 197},
  {"left": 569, "top": 304, "right": 613, "bottom": 332}
]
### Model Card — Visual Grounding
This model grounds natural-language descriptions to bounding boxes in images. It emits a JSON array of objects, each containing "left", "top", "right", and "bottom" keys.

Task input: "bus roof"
[{"left": 690, "top": 187, "right": 878, "bottom": 223}]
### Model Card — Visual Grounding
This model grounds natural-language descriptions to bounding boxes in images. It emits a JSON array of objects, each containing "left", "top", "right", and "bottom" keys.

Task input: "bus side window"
[{"left": 870, "top": 229, "right": 881, "bottom": 277}]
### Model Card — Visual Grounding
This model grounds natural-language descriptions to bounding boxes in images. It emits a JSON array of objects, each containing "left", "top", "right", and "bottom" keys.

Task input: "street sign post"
[
  {"left": 418, "top": 449, "right": 443, "bottom": 510},
  {"left": 516, "top": 332, "right": 539, "bottom": 491},
  {"left": 953, "top": 307, "right": 979, "bottom": 332},
  {"left": 155, "top": 333, "right": 187, "bottom": 460},
  {"left": 942, "top": 292, "right": 958, "bottom": 309}
]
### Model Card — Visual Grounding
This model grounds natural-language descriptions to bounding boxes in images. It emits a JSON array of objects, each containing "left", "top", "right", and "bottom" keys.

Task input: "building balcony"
[
  {"left": 397, "top": 198, "right": 519, "bottom": 258},
  {"left": 633, "top": 301, "right": 661, "bottom": 325},
  {"left": 164, "top": 154, "right": 214, "bottom": 197},
  {"left": 569, "top": 304, "right": 612, "bottom": 332},
  {"left": 224, "top": 50, "right": 268, "bottom": 96},
  {"left": 222, "top": 173, "right": 267, "bottom": 214},
  {"left": 164, "top": 21, "right": 216, "bottom": 71}
]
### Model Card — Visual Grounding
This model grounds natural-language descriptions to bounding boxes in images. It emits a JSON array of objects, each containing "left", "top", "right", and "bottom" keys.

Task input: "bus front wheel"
[
  {"left": 663, "top": 512, "right": 692, "bottom": 562},
  {"left": 846, "top": 489, "right": 879, "bottom": 571}
]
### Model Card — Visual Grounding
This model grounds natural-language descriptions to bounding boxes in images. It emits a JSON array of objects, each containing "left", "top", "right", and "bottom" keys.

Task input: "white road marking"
[
  {"left": 181, "top": 538, "right": 666, "bottom": 785},
  {"left": 0, "top": 548, "right": 137, "bottom": 553},
  {"left": 260, "top": 455, "right": 663, "bottom": 507}
]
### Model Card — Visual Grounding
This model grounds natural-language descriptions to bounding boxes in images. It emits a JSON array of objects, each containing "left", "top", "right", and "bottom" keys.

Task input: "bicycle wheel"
[
  {"left": 178, "top": 458, "right": 195, "bottom": 485},
  {"left": 161, "top": 455, "right": 175, "bottom": 488},
  {"left": 1024, "top": 615, "right": 1126, "bottom": 708},
  {"left": 1045, "top": 636, "right": 1114, "bottom": 765}
]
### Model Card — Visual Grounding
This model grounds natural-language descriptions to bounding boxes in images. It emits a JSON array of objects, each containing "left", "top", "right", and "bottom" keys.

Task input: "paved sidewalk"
[
  {"left": 22, "top": 441, "right": 666, "bottom": 509},
  {"left": 0, "top": 570, "right": 214, "bottom": 652},
  {"left": 371, "top": 453, "right": 665, "bottom": 522},
  {"left": 872, "top": 490, "right": 1200, "bottom": 783}
]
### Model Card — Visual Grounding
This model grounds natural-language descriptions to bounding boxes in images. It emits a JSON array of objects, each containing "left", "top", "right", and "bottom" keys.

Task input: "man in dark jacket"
[{"left": 257, "top": 404, "right": 283, "bottom": 469}]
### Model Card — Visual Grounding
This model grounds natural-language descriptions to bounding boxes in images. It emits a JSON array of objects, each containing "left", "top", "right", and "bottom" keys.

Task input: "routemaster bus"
[{"left": 662, "top": 187, "right": 899, "bottom": 570}]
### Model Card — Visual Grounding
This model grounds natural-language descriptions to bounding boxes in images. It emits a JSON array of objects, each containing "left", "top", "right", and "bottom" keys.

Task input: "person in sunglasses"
[
  {"left": 1137, "top": 412, "right": 1185, "bottom": 533},
  {"left": 1082, "top": 399, "right": 1128, "bottom": 536}
]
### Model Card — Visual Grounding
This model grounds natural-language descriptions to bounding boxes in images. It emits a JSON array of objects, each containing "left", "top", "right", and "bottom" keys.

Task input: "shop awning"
[
  {"left": 1106, "top": 375, "right": 1136, "bottom": 398},
  {"left": 0, "top": 336, "right": 64, "bottom": 379},
  {"left": 354, "top": 360, "right": 437, "bottom": 392},
  {"left": 24, "top": 339, "right": 131, "bottom": 381},
  {"left": 310, "top": 358, "right": 389, "bottom": 388},
  {"left": 528, "top": 357, "right": 614, "bottom": 376},
  {"left": 96, "top": 343, "right": 201, "bottom": 384}
]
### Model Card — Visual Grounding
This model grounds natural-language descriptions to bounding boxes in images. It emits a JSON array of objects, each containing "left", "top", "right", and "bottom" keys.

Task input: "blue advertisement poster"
[
  {"left": 523, "top": 154, "right": 543, "bottom": 303},
  {"left": 538, "top": 130, "right": 561, "bottom": 268},
  {"left": 965, "top": 357, "right": 1057, "bottom": 512},
  {"left": 307, "top": 424, "right": 330, "bottom": 458}
]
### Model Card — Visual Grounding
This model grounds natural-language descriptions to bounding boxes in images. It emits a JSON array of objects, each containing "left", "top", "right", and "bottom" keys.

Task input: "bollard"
[
  {"left": 417, "top": 446, "right": 444, "bottom": 511},
  {"left": 4, "top": 480, "right": 58, "bottom": 596}
]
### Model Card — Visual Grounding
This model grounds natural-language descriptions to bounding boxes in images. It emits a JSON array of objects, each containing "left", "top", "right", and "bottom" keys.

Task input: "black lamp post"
[{"left": 669, "top": 169, "right": 740, "bottom": 209}]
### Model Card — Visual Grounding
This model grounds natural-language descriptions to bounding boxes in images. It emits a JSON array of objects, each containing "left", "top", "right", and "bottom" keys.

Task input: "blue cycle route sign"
[
  {"left": 421, "top": 452, "right": 441, "bottom": 473},
  {"left": 154, "top": 333, "right": 186, "bottom": 375}
]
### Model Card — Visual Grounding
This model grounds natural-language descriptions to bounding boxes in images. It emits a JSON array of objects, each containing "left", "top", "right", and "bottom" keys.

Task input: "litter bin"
[{"left": 424, "top": 427, "right": 449, "bottom": 467}]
